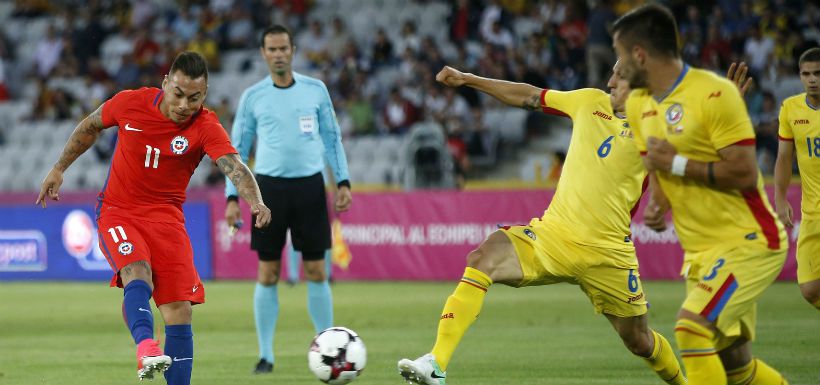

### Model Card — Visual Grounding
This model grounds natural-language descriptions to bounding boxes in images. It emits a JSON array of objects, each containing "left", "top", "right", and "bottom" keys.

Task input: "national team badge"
[
  {"left": 118, "top": 241, "right": 134, "bottom": 255},
  {"left": 171, "top": 136, "right": 189, "bottom": 155},
  {"left": 665, "top": 103, "right": 683, "bottom": 125},
  {"left": 523, "top": 228, "right": 537, "bottom": 241}
]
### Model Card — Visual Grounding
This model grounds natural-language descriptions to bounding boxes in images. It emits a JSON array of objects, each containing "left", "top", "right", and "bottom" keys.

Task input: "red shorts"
[{"left": 97, "top": 213, "right": 205, "bottom": 306}]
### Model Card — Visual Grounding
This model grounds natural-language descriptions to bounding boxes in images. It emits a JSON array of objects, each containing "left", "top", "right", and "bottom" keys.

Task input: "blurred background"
[
  {"left": 0, "top": 0, "right": 815, "bottom": 192},
  {"left": 2, "top": 2, "right": 819, "bottom": 384},
  {"left": 0, "top": 0, "right": 815, "bottom": 282}
]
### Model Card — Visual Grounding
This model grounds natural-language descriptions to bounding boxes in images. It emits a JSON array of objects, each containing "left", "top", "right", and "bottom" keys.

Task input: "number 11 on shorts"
[{"left": 108, "top": 226, "right": 128, "bottom": 243}]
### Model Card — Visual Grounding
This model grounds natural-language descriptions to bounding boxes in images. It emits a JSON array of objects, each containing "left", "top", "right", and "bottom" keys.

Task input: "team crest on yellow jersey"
[
  {"left": 619, "top": 122, "right": 633, "bottom": 138},
  {"left": 665, "top": 103, "right": 684, "bottom": 134},
  {"left": 666, "top": 103, "right": 683, "bottom": 125}
]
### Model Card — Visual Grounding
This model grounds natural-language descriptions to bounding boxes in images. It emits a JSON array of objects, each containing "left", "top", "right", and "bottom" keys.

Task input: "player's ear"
[{"left": 161, "top": 75, "right": 168, "bottom": 89}]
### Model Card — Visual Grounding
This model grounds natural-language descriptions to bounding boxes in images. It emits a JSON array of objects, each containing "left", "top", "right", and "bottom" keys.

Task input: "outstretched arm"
[
  {"left": 436, "top": 65, "right": 544, "bottom": 110},
  {"left": 36, "top": 104, "right": 106, "bottom": 208},
  {"left": 216, "top": 153, "right": 271, "bottom": 228}
]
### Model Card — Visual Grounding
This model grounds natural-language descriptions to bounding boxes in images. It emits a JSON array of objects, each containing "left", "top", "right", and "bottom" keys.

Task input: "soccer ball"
[{"left": 308, "top": 327, "right": 367, "bottom": 384}]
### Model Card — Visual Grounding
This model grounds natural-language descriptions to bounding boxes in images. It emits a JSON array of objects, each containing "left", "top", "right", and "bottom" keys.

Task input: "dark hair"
[
  {"left": 169, "top": 51, "right": 208, "bottom": 80},
  {"left": 260, "top": 24, "right": 294, "bottom": 48},
  {"left": 612, "top": 3, "right": 680, "bottom": 59},
  {"left": 799, "top": 47, "right": 820, "bottom": 67}
]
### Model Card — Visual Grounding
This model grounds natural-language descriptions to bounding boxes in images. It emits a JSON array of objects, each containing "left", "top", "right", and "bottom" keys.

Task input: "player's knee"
[
  {"left": 303, "top": 263, "right": 326, "bottom": 281},
  {"left": 159, "top": 301, "right": 192, "bottom": 325},
  {"left": 465, "top": 248, "right": 492, "bottom": 274},
  {"left": 258, "top": 269, "right": 279, "bottom": 285}
]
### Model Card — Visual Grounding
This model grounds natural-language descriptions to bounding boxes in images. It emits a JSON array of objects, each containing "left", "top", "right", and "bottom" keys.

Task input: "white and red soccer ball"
[{"left": 308, "top": 327, "right": 366, "bottom": 384}]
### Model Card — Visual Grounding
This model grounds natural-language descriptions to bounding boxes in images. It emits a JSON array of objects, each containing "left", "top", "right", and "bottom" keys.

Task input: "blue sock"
[
  {"left": 307, "top": 280, "right": 333, "bottom": 333},
  {"left": 324, "top": 249, "right": 332, "bottom": 280},
  {"left": 254, "top": 283, "right": 278, "bottom": 362},
  {"left": 122, "top": 280, "right": 153, "bottom": 344},
  {"left": 163, "top": 325, "right": 193, "bottom": 385}
]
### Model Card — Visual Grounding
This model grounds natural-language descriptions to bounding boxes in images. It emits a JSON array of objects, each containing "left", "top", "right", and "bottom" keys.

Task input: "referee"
[{"left": 224, "top": 24, "right": 352, "bottom": 375}]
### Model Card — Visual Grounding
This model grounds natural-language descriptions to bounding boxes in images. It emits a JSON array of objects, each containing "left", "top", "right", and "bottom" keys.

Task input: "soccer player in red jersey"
[{"left": 36, "top": 52, "right": 271, "bottom": 384}]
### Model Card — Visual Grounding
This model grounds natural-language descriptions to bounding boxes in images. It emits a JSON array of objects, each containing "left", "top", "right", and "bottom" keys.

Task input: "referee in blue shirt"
[{"left": 224, "top": 25, "right": 352, "bottom": 375}]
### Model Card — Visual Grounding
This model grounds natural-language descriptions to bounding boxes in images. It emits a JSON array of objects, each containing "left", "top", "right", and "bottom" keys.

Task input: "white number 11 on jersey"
[{"left": 145, "top": 145, "right": 159, "bottom": 168}]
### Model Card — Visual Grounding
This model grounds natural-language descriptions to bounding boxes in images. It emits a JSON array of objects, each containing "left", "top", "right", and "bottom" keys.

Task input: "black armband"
[
  {"left": 337, "top": 180, "right": 351, "bottom": 189},
  {"left": 227, "top": 195, "right": 239, "bottom": 203},
  {"left": 707, "top": 162, "right": 716, "bottom": 185}
]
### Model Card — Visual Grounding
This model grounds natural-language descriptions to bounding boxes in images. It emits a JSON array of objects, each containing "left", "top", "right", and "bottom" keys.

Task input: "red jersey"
[{"left": 98, "top": 87, "right": 236, "bottom": 223}]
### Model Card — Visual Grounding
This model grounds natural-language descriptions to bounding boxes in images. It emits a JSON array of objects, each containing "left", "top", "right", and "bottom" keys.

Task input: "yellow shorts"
[
  {"left": 499, "top": 218, "right": 647, "bottom": 318},
  {"left": 797, "top": 218, "right": 820, "bottom": 284},
  {"left": 681, "top": 244, "right": 786, "bottom": 350}
]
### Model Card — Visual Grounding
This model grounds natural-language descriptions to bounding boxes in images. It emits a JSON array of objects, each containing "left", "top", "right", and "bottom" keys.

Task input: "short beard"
[{"left": 627, "top": 69, "right": 649, "bottom": 89}]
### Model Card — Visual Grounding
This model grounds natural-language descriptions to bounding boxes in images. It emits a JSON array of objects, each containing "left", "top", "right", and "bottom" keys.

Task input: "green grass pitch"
[{"left": 0, "top": 281, "right": 817, "bottom": 384}]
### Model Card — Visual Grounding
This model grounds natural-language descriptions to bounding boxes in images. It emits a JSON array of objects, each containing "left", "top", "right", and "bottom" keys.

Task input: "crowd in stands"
[{"left": 0, "top": 0, "right": 818, "bottom": 186}]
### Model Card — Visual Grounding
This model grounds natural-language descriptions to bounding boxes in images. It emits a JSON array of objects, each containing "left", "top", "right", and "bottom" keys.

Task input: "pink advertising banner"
[{"left": 210, "top": 186, "right": 802, "bottom": 281}]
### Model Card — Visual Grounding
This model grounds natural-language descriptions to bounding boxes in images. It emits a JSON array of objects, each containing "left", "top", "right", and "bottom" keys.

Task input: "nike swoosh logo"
[
  {"left": 431, "top": 372, "right": 446, "bottom": 379},
  {"left": 125, "top": 123, "right": 143, "bottom": 132},
  {"left": 173, "top": 357, "right": 193, "bottom": 362},
  {"left": 138, "top": 307, "right": 151, "bottom": 313},
  {"left": 192, "top": 286, "right": 199, "bottom": 292}
]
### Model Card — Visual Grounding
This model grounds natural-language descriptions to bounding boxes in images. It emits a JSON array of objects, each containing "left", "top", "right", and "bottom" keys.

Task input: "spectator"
[
  {"left": 539, "top": 0, "right": 566, "bottom": 25},
  {"left": 701, "top": 24, "right": 732, "bottom": 71},
  {"left": 326, "top": 17, "right": 350, "bottom": 61},
  {"left": 130, "top": 0, "right": 158, "bottom": 29},
  {"left": 347, "top": 90, "right": 375, "bottom": 136},
  {"left": 448, "top": 0, "right": 480, "bottom": 44},
  {"left": 224, "top": 8, "right": 254, "bottom": 49},
  {"left": 441, "top": 86, "right": 470, "bottom": 123},
  {"left": 395, "top": 20, "right": 421, "bottom": 55},
  {"left": 34, "top": 25, "right": 64, "bottom": 78},
  {"left": 585, "top": 0, "right": 616, "bottom": 88},
  {"left": 744, "top": 26, "right": 774, "bottom": 76},
  {"left": 298, "top": 19, "right": 329, "bottom": 68},
  {"left": 483, "top": 21, "right": 515, "bottom": 50},
  {"left": 445, "top": 117, "right": 469, "bottom": 189},
  {"left": 753, "top": 91, "right": 779, "bottom": 173},
  {"left": 0, "top": 55, "right": 8, "bottom": 101},
  {"left": 465, "top": 107, "right": 498, "bottom": 164},
  {"left": 557, "top": 3, "right": 587, "bottom": 66},
  {"left": 371, "top": 28, "right": 394, "bottom": 68},
  {"left": 187, "top": 29, "right": 220, "bottom": 71},
  {"left": 133, "top": 30, "right": 160, "bottom": 70},
  {"left": 383, "top": 87, "right": 417, "bottom": 135},
  {"left": 172, "top": 6, "right": 200, "bottom": 43}
]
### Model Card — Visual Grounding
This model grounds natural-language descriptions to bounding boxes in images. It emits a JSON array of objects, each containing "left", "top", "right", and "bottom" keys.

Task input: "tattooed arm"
[
  {"left": 36, "top": 105, "right": 106, "bottom": 208},
  {"left": 216, "top": 153, "right": 271, "bottom": 228},
  {"left": 435, "top": 65, "right": 544, "bottom": 110}
]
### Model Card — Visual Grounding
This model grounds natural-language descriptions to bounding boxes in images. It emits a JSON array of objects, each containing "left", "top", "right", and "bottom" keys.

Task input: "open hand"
[{"left": 727, "top": 62, "right": 753, "bottom": 96}]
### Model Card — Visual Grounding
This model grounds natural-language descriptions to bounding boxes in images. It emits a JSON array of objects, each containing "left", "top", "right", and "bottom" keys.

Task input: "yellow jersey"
[
  {"left": 778, "top": 93, "right": 820, "bottom": 219},
  {"left": 539, "top": 88, "right": 646, "bottom": 250},
  {"left": 626, "top": 65, "right": 786, "bottom": 253}
]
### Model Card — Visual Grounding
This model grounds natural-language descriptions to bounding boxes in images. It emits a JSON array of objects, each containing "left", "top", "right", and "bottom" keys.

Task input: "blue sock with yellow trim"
[
  {"left": 430, "top": 267, "right": 492, "bottom": 371},
  {"left": 675, "top": 319, "right": 724, "bottom": 385}
]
